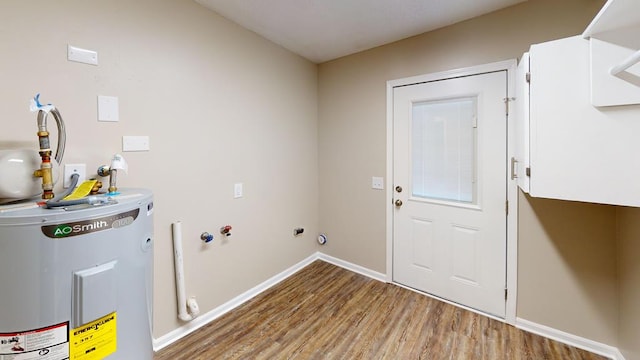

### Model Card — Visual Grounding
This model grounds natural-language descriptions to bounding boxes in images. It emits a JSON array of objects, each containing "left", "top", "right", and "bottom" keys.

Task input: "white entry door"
[{"left": 392, "top": 70, "right": 507, "bottom": 318}]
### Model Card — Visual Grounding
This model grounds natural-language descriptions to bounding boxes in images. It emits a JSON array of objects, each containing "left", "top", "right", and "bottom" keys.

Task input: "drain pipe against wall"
[{"left": 172, "top": 221, "right": 200, "bottom": 321}]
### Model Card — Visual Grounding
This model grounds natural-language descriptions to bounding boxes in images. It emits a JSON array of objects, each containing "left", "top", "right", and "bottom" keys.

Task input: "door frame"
[{"left": 385, "top": 59, "right": 518, "bottom": 324}]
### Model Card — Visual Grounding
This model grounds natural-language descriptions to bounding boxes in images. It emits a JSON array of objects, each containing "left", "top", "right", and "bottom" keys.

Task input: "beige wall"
[
  {"left": 317, "top": 0, "right": 617, "bottom": 345},
  {"left": 518, "top": 193, "right": 617, "bottom": 344},
  {"left": 0, "top": 0, "right": 319, "bottom": 338},
  {"left": 617, "top": 207, "right": 640, "bottom": 360}
]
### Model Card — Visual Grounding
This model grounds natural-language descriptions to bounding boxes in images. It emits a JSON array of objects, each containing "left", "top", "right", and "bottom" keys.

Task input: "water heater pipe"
[
  {"left": 33, "top": 99, "right": 66, "bottom": 200},
  {"left": 171, "top": 221, "right": 200, "bottom": 321}
]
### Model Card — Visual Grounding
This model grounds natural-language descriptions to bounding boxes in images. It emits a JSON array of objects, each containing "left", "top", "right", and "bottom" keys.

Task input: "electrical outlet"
[{"left": 63, "top": 164, "right": 87, "bottom": 188}]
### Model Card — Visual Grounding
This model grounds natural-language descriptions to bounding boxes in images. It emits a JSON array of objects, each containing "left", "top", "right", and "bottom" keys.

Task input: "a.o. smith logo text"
[{"left": 41, "top": 209, "right": 139, "bottom": 238}]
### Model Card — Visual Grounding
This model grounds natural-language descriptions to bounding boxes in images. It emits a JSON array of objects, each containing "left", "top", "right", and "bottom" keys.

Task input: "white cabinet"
[
  {"left": 516, "top": 35, "right": 640, "bottom": 207},
  {"left": 514, "top": 53, "right": 530, "bottom": 194}
]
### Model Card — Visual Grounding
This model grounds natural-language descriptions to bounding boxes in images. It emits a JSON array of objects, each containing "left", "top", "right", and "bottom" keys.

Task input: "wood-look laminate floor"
[{"left": 155, "top": 261, "right": 608, "bottom": 360}]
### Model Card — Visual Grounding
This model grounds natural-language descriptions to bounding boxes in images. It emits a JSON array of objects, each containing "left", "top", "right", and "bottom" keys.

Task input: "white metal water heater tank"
[{"left": 0, "top": 188, "right": 154, "bottom": 360}]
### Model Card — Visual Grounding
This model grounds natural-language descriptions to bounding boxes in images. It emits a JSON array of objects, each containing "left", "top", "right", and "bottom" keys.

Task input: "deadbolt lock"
[{"left": 395, "top": 186, "right": 402, "bottom": 193}]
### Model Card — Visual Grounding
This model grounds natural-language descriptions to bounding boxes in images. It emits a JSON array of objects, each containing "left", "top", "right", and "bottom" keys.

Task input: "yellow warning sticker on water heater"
[{"left": 69, "top": 312, "right": 117, "bottom": 360}]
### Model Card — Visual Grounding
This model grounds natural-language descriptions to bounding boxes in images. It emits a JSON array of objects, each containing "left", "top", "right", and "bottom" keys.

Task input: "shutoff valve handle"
[{"left": 200, "top": 232, "right": 214, "bottom": 243}]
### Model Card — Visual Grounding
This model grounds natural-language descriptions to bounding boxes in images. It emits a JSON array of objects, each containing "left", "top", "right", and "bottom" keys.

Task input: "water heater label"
[
  {"left": 0, "top": 322, "right": 69, "bottom": 360},
  {"left": 69, "top": 312, "right": 117, "bottom": 360},
  {"left": 41, "top": 209, "right": 140, "bottom": 238}
]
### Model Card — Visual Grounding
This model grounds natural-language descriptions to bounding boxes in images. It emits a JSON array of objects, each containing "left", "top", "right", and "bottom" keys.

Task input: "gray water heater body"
[{"left": 0, "top": 188, "right": 154, "bottom": 360}]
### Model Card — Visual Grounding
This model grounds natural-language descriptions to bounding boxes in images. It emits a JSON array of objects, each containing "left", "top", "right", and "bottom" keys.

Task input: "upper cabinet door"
[
  {"left": 528, "top": 35, "right": 640, "bottom": 207},
  {"left": 514, "top": 53, "right": 530, "bottom": 194}
]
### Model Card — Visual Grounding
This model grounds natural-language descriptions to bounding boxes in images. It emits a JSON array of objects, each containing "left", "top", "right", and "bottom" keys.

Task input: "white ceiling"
[{"left": 195, "top": 0, "right": 526, "bottom": 63}]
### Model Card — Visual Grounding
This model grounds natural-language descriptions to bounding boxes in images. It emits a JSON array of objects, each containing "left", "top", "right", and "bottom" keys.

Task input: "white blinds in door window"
[{"left": 411, "top": 97, "right": 477, "bottom": 204}]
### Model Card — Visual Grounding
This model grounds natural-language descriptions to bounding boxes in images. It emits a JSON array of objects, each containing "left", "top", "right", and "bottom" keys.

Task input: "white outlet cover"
[
  {"left": 63, "top": 164, "right": 87, "bottom": 188},
  {"left": 122, "top": 136, "right": 150, "bottom": 152},
  {"left": 67, "top": 45, "right": 98, "bottom": 65},
  {"left": 98, "top": 96, "right": 119, "bottom": 122}
]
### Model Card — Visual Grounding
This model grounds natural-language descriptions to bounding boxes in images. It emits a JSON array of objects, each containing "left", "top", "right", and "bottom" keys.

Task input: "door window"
[{"left": 411, "top": 97, "right": 477, "bottom": 204}]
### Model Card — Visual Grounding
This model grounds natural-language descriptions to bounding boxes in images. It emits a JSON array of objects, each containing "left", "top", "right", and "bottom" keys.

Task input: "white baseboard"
[
  {"left": 316, "top": 253, "right": 387, "bottom": 282},
  {"left": 152, "top": 252, "right": 320, "bottom": 352},
  {"left": 516, "top": 318, "right": 624, "bottom": 360}
]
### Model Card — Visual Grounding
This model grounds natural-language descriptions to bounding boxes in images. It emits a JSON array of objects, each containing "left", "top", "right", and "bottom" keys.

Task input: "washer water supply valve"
[
  {"left": 220, "top": 225, "right": 232, "bottom": 237},
  {"left": 97, "top": 154, "right": 128, "bottom": 194},
  {"left": 200, "top": 232, "right": 214, "bottom": 243}
]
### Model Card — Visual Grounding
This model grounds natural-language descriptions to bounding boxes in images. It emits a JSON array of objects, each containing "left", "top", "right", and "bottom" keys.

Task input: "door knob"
[
  {"left": 395, "top": 186, "right": 403, "bottom": 193},
  {"left": 395, "top": 199, "right": 403, "bottom": 207}
]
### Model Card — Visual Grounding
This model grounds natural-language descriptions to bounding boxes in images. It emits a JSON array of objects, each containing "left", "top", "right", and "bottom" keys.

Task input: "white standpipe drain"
[{"left": 187, "top": 297, "right": 200, "bottom": 318}]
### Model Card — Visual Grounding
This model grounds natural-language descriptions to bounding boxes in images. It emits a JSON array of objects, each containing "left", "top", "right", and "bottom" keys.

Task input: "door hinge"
[
  {"left": 505, "top": 288, "right": 508, "bottom": 300},
  {"left": 503, "top": 97, "right": 515, "bottom": 115},
  {"left": 526, "top": 167, "right": 531, "bottom": 177},
  {"left": 505, "top": 200, "right": 509, "bottom": 215},
  {"left": 526, "top": 72, "right": 531, "bottom": 83}
]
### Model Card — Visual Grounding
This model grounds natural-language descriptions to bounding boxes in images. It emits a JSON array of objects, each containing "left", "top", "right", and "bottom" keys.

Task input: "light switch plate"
[
  {"left": 98, "top": 96, "right": 119, "bottom": 122},
  {"left": 122, "top": 136, "right": 150, "bottom": 152},
  {"left": 372, "top": 176, "right": 384, "bottom": 190},
  {"left": 234, "top": 183, "right": 243, "bottom": 198}
]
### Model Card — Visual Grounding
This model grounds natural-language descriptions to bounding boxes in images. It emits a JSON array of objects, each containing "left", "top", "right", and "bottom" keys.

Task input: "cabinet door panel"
[
  {"left": 515, "top": 53, "right": 530, "bottom": 193},
  {"left": 529, "top": 35, "right": 640, "bottom": 207}
]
